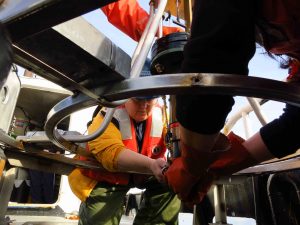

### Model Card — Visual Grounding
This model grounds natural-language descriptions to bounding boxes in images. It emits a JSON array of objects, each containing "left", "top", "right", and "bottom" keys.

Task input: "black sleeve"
[{"left": 260, "top": 104, "right": 300, "bottom": 158}]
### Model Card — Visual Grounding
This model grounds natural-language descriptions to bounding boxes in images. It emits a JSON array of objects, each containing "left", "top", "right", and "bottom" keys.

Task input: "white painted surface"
[{"left": 56, "top": 175, "right": 81, "bottom": 214}]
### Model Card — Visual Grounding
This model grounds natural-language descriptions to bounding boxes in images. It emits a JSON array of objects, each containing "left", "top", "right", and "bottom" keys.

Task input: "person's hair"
[{"left": 257, "top": 45, "right": 290, "bottom": 70}]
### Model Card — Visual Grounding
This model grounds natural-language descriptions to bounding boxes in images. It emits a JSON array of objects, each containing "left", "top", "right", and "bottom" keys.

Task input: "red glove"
[
  {"left": 164, "top": 134, "right": 229, "bottom": 203},
  {"left": 209, "top": 132, "right": 257, "bottom": 176},
  {"left": 166, "top": 132, "right": 257, "bottom": 205},
  {"left": 189, "top": 132, "right": 258, "bottom": 205},
  {"left": 164, "top": 157, "right": 200, "bottom": 202},
  {"left": 179, "top": 134, "right": 230, "bottom": 177},
  {"left": 164, "top": 156, "right": 217, "bottom": 204},
  {"left": 101, "top": 0, "right": 183, "bottom": 41}
]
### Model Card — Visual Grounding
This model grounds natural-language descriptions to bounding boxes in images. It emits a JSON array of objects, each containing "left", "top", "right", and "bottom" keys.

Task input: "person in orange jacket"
[
  {"left": 164, "top": 0, "right": 300, "bottom": 205},
  {"left": 101, "top": 0, "right": 182, "bottom": 42}
]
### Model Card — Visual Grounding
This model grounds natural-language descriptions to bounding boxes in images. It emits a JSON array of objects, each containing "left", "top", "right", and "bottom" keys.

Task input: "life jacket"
[
  {"left": 256, "top": 0, "right": 300, "bottom": 60},
  {"left": 80, "top": 105, "right": 166, "bottom": 185}
]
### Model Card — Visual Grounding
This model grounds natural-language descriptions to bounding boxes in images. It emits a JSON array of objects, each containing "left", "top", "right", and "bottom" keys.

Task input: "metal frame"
[
  {"left": 0, "top": 167, "right": 16, "bottom": 223},
  {"left": 42, "top": 73, "right": 300, "bottom": 173},
  {"left": 45, "top": 73, "right": 300, "bottom": 135}
]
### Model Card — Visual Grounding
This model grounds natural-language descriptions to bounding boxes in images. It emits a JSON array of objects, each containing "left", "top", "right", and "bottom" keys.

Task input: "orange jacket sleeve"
[{"left": 101, "top": 0, "right": 182, "bottom": 41}]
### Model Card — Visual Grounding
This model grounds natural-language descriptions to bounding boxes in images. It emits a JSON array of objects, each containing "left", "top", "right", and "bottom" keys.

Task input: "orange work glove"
[
  {"left": 164, "top": 157, "right": 200, "bottom": 202},
  {"left": 101, "top": 0, "right": 183, "bottom": 42},
  {"left": 164, "top": 139, "right": 222, "bottom": 203},
  {"left": 188, "top": 132, "right": 258, "bottom": 205},
  {"left": 209, "top": 132, "right": 257, "bottom": 176},
  {"left": 165, "top": 132, "right": 257, "bottom": 205},
  {"left": 165, "top": 157, "right": 216, "bottom": 205},
  {"left": 180, "top": 134, "right": 230, "bottom": 177}
]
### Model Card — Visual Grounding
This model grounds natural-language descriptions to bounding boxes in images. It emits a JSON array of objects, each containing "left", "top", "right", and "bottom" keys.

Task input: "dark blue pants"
[{"left": 29, "top": 170, "right": 55, "bottom": 203}]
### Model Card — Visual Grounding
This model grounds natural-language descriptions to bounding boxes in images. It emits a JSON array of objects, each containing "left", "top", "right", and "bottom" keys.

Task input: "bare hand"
[{"left": 149, "top": 158, "right": 168, "bottom": 183}]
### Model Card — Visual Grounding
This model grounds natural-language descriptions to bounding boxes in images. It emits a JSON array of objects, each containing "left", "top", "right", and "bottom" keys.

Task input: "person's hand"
[
  {"left": 164, "top": 132, "right": 258, "bottom": 205},
  {"left": 163, "top": 135, "right": 227, "bottom": 203},
  {"left": 179, "top": 133, "right": 231, "bottom": 177},
  {"left": 209, "top": 132, "right": 257, "bottom": 176},
  {"left": 180, "top": 132, "right": 258, "bottom": 205},
  {"left": 149, "top": 158, "right": 168, "bottom": 183},
  {"left": 164, "top": 157, "right": 201, "bottom": 202}
]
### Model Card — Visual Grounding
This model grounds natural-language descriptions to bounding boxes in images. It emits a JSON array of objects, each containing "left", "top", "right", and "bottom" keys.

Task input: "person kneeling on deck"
[{"left": 68, "top": 82, "right": 180, "bottom": 224}]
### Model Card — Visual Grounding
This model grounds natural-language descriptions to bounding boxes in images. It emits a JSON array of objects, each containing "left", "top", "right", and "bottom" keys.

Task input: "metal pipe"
[
  {"left": 157, "top": 0, "right": 163, "bottom": 38},
  {"left": 131, "top": 3, "right": 155, "bottom": 66},
  {"left": 193, "top": 205, "right": 200, "bottom": 225},
  {"left": 241, "top": 112, "right": 252, "bottom": 139},
  {"left": 64, "top": 108, "right": 116, "bottom": 142},
  {"left": 64, "top": 0, "right": 167, "bottom": 144},
  {"left": 80, "top": 1, "right": 163, "bottom": 144},
  {"left": 45, "top": 73, "right": 300, "bottom": 151},
  {"left": 246, "top": 97, "right": 268, "bottom": 126},
  {"left": 223, "top": 98, "right": 266, "bottom": 135},
  {"left": 130, "top": 0, "right": 167, "bottom": 78},
  {"left": 75, "top": 0, "right": 166, "bottom": 144},
  {"left": 0, "top": 168, "right": 17, "bottom": 222},
  {"left": 267, "top": 174, "right": 278, "bottom": 225},
  {"left": 251, "top": 176, "right": 259, "bottom": 224},
  {"left": 0, "top": 129, "right": 23, "bottom": 150},
  {"left": 184, "top": 0, "right": 192, "bottom": 33},
  {"left": 213, "top": 184, "right": 227, "bottom": 224}
]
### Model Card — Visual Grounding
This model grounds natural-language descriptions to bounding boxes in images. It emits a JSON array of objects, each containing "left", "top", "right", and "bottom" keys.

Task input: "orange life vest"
[{"left": 81, "top": 105, "right": 166, "bottom": 185}]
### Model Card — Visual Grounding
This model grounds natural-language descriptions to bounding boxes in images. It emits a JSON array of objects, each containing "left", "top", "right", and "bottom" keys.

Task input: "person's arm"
[
  {"left": 101, "top": 0, "right": 148, "bottom": 41},
  {"left": 101, "top": 0, "right": 182, "bottom": 41},
  {"left": 117, "top": 149, "right": 166, "bottom": 182},
  {"left": 88, "top": 113, "right": 125, "bottom": 171},
  {"left": 178, "top": 125, "right": 274, "bottom": 176},
  {"left": 88, "top": 113, "right": 166, "bottom": 182},
  {"left": 165, "top": 130, "right": 275, "bottom": 204},
  {"left": 242, "top": 132, "right": 274, "bottom": 162}
]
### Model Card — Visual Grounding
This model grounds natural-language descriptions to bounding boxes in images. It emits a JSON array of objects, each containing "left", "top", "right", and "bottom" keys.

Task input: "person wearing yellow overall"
[
  {"left": 68, "top": 91, "right": 181, "bottom": 224},
  {"left": 68, "top": 1, "right": 182, "bottom": 223},
  {"left": 68, "top": 51, "right": 181, "bottom": 225}
]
